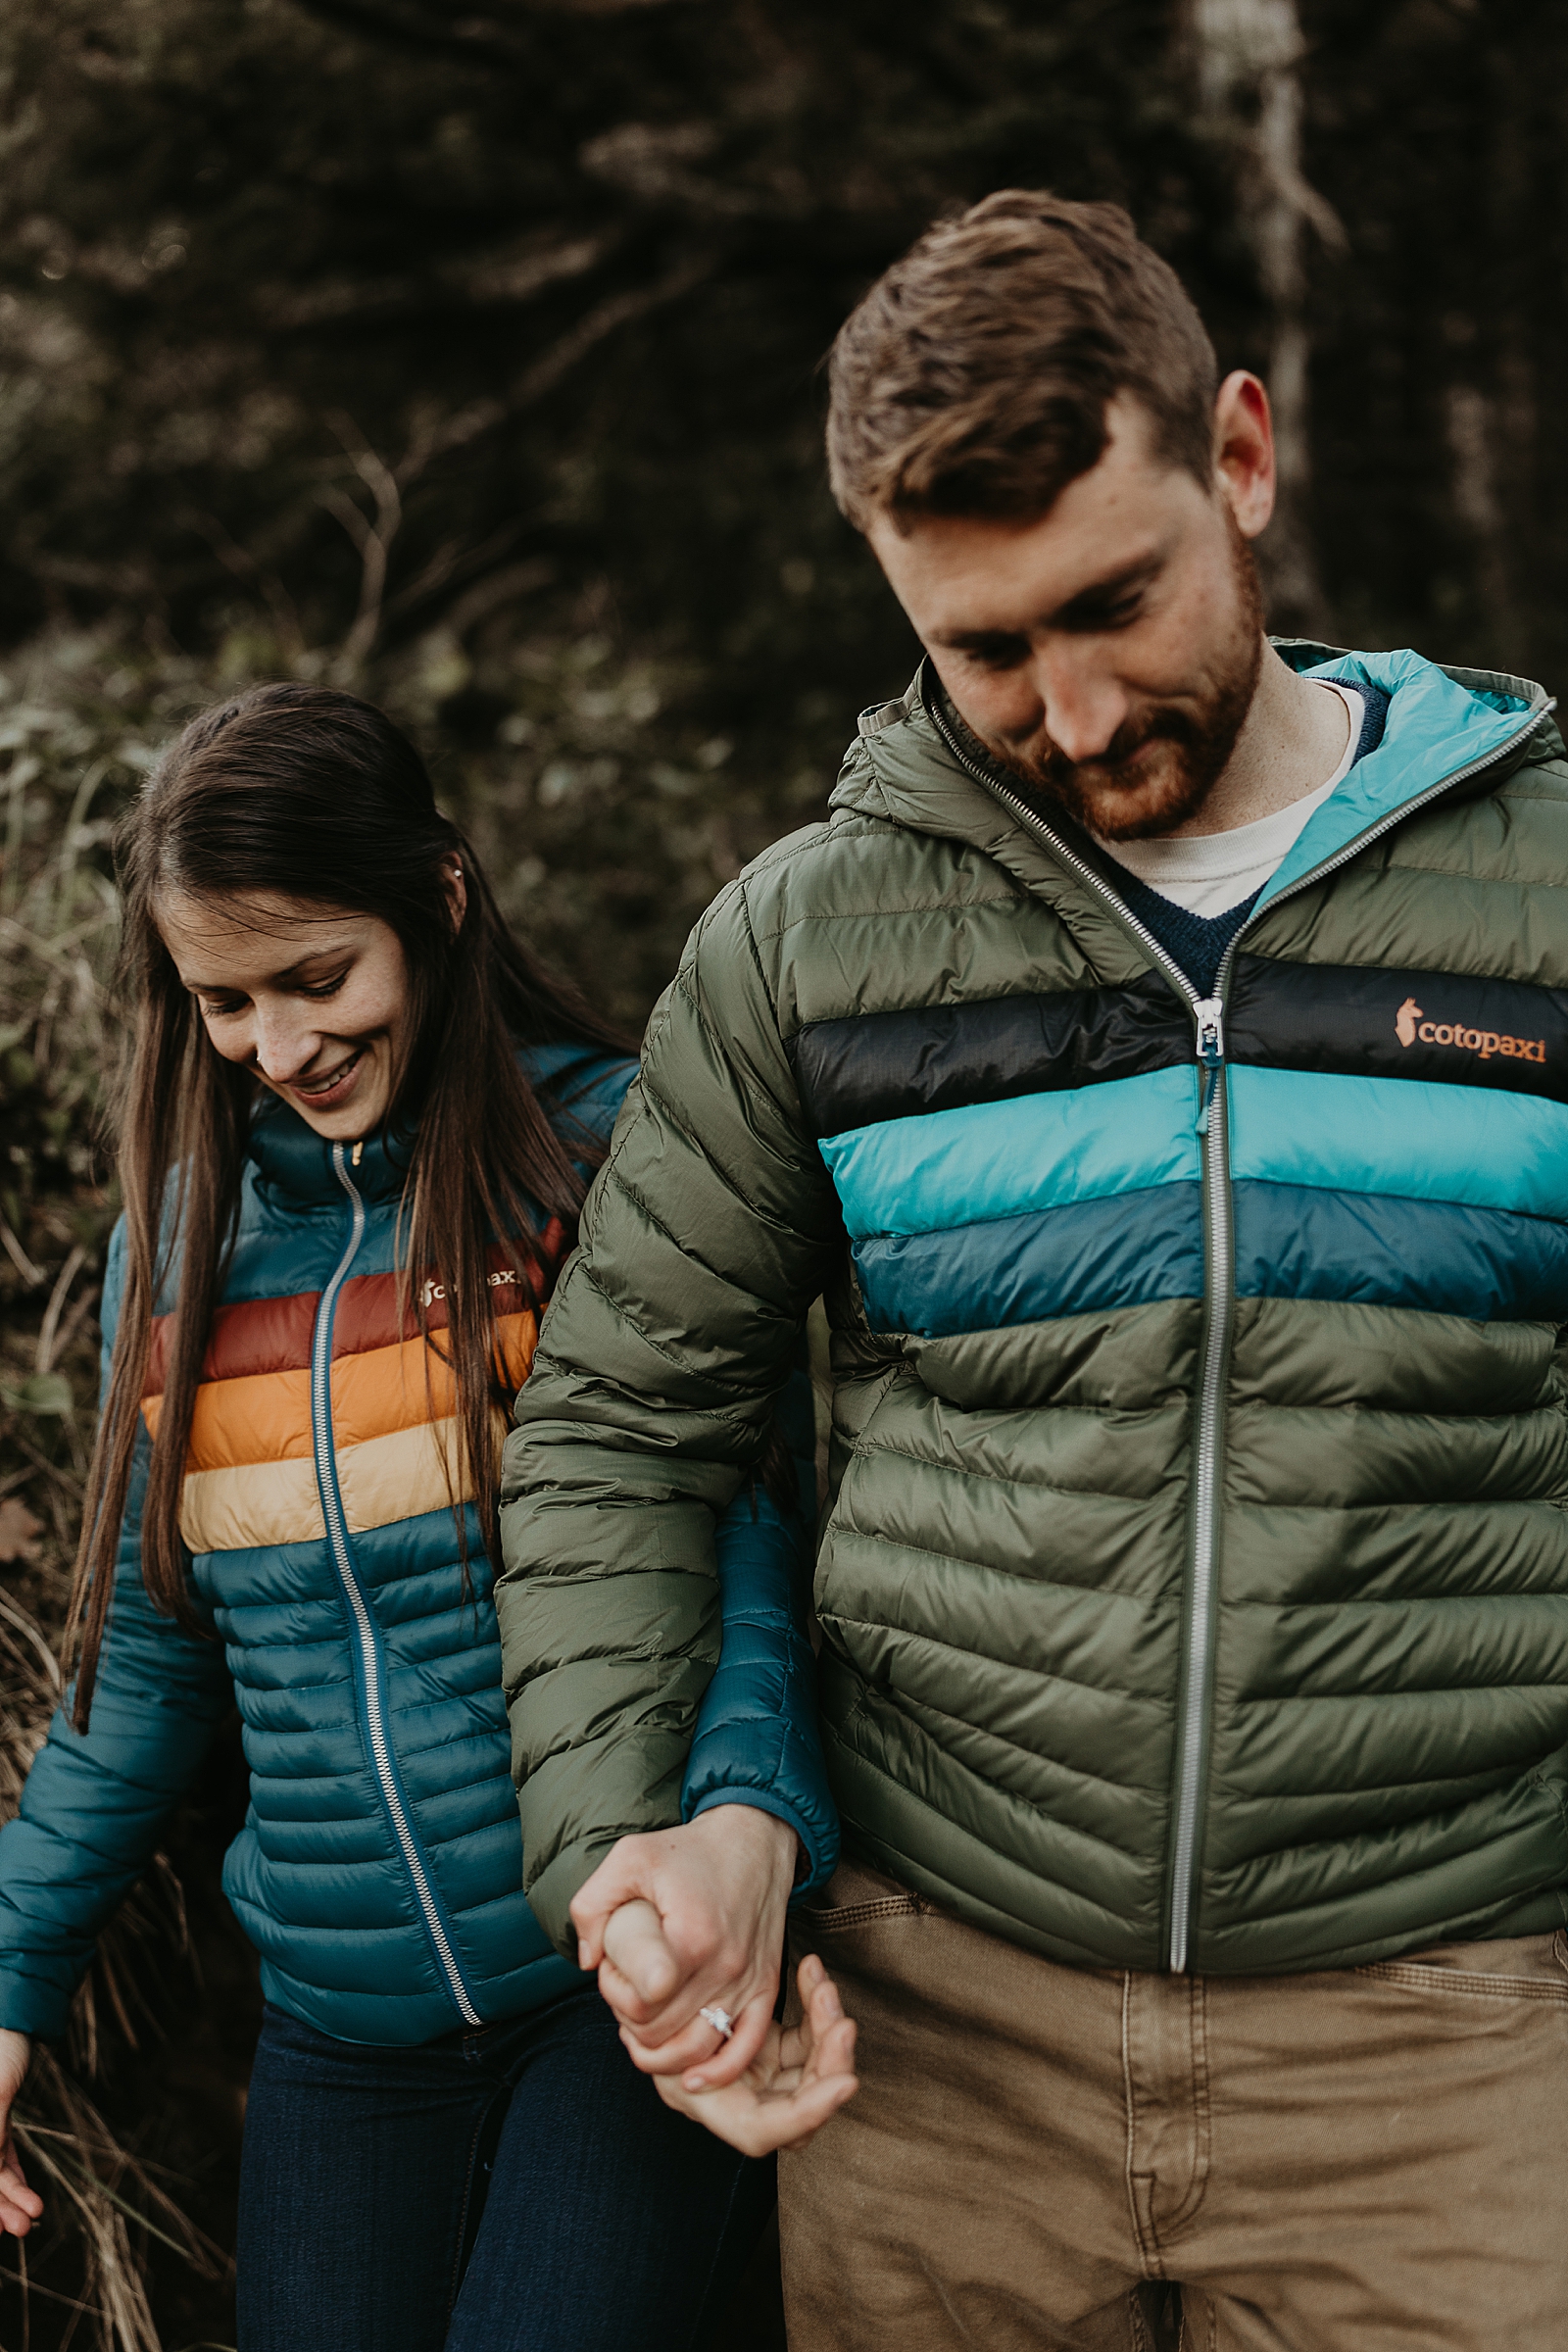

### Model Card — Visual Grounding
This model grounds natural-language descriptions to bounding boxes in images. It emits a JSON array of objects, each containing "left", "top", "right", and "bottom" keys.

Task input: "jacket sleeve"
[
  {"left": 497, "top": 877, "right": 844, "bottom": 1951},
  {"left": 680, "top": 1367, "right": 839, "bottom": 1894},
  {"left": 0, "top": 1223, "right": 233, "bottom": 2039}
]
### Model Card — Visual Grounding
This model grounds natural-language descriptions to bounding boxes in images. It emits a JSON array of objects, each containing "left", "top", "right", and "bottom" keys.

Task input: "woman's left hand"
[{"left": 647, "top": 1953, "right": 858, "bottom": 2157}]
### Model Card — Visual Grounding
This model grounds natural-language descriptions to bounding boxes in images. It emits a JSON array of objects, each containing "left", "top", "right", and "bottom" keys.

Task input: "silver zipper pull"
[{"left": 1193, "top": 998, "right": 1225, "bottom": 1136}]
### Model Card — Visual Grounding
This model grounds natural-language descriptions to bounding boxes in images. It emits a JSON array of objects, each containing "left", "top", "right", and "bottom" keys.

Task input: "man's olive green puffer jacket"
[{"left": 498, "top": 642, "right": 1568, "bottom": 1977}]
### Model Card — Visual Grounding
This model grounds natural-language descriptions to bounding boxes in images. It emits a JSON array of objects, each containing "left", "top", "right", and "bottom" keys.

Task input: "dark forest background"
[{"left": 1, "top": 1, "right": 1564, "bottom": 2343}]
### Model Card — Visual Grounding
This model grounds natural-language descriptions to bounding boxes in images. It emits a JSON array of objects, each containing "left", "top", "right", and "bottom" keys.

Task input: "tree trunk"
[{"left": 1188, "top": 0, "right": 1342, "bottom": 637}]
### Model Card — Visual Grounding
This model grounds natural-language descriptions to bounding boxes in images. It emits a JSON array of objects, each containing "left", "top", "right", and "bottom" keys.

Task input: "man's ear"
[{"left": 1213, "top": 371, "right": 1276, "bottom": 541}]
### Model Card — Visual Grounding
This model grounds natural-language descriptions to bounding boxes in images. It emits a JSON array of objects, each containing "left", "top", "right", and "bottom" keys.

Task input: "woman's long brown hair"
[{"left": 66, "top": 683, "right": 631, "bottom": 1730}]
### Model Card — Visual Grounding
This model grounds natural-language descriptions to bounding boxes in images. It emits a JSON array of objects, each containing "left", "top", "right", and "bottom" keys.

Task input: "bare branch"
[
  {"left": 316, "top": 416, "right": 406, "bottom": 671},
  {"left": 36, "top": 1244, "right": 87, "bottom": 1376},
  {"left": 311, "top": 259, "right": 710, "bottom": 665},
  {"left": 0, "top": 1212, "right": 45, "bottom": 1290},
  {"left": 423, "top": 251, "right": 716, "bottom": 469},
  {"left": 261, "top": 231, "right": 614, "bottom": 331},
  {"left": 380, "top": 525, "right": 531, "bottom": 625},
  {"left": 444, "top": 556, "right": 558, "bottom": 637},
  {"left": 317, "top": 484, "right": 375, "bottom": 557}
]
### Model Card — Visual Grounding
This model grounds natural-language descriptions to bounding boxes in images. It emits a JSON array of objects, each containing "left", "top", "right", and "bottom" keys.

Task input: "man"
[{"left": 496, "top": 190, "right": 1568, "bottom": 2347}]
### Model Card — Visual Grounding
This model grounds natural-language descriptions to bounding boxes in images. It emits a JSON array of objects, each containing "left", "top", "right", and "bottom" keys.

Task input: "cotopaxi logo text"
[
  {"left": 420, "top": 1268, "right": 522, "bottom": 1308},
  {"left": 1396, "top": 996, "right": 1545, "bottom": 1064}
]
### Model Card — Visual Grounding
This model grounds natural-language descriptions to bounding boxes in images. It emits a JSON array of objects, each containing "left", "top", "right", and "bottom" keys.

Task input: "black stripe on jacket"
[
  {"left": 1228, "top": 956, "right": 1568, "bottom": 1102},
  {"left": 789, "top": 974, "right": 1191, "bottom": 1138}
]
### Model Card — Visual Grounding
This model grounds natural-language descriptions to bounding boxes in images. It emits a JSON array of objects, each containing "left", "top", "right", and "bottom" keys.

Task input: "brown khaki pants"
[{"left": 779, "top": 1859, "right": 1568, "bottom": 2351}]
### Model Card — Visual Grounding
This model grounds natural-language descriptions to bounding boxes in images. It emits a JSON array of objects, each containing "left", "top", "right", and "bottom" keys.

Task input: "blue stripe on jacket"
[
  {"left": 854, "top": 1185, "right": 1203, "bottom": 1337},
  {"left": 1234, "top": 1182, "right": 1568, "bottom": 1321}
]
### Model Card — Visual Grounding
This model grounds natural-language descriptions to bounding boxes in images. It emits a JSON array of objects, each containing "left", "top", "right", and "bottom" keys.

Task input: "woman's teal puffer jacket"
[{"left": 0, "top": 1044, "right": 836, "bottom": 2046}]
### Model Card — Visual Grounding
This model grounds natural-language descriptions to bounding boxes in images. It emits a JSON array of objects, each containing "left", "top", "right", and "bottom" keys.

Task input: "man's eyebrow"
[
  {"left": 1050, "top": 552, "right": 1161, "bottom": 623},
  {"left": 931, "top": 554, "right": 1162, "bottom": 649}
]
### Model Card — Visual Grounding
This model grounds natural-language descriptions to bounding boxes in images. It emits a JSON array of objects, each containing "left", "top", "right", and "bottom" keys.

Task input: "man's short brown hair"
[{"left": 827, "top": 190, "right": 1219, "bottom": 534}]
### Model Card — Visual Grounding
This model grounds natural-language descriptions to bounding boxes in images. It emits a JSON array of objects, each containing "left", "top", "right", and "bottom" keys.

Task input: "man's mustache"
[{"left": 1031, "top": 708, "right": 1198, "bottom": 790}]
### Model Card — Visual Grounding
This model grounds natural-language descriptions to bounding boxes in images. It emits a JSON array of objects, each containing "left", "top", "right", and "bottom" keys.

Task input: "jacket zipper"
[
  {"left": 314, "top": 1145, "right": 482, "bottom": 2026},
  {"left": 927, "top": 685, "right": 1553, "bottom": 1973}
]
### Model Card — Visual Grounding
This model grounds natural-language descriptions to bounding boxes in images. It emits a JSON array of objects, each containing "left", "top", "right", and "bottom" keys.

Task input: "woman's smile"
[{"left": 287, "top": 1044, "right": 368, "bottom": 1109}]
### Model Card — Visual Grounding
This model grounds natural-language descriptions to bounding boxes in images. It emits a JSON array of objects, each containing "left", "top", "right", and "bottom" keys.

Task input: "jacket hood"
[{"left": 831, "top": 645, "right": 1559, "bottom": 896}]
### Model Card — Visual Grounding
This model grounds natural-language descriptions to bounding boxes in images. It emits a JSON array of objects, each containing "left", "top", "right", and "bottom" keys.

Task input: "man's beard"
[{"left": 979, "top": 521, "right": 1267, "bottom": 843}]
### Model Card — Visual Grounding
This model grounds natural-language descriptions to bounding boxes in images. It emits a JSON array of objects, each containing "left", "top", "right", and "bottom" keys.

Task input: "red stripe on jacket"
[{"left": 143, "top": 1221, "right": 566, "bottom": 1399}]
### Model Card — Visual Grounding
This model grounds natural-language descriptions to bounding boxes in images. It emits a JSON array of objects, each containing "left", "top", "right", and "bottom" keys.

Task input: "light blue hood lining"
[{"left": 1256, "top": 647, "right": 1541, "bottom": 911}]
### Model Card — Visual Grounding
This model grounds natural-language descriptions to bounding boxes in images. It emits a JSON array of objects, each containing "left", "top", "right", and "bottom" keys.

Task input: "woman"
[{"left": 0, "top": 684, "right": 849, "bottom": 2349}]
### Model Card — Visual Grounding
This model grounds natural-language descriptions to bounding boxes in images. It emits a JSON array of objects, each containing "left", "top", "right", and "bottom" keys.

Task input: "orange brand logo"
[{"left": 1394, "top": 997, "right": 1544, "bottom": 1065}]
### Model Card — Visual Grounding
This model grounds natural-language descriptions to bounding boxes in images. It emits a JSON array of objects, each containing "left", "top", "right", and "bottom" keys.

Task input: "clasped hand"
[
  {"left": 0, "top": 2029, "right": 40, "bottom": 2238},
  {"left": 571, "top": 1805, "right": 858, "bottom": 2157}
]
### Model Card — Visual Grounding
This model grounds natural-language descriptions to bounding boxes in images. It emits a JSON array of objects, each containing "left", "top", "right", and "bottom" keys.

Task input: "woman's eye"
[
  {"left": 200, "top": 998, "right": 245, "bottom": 1019},
  {"left": 300, "top": 972, "right": 348, "bottom": 1000}
]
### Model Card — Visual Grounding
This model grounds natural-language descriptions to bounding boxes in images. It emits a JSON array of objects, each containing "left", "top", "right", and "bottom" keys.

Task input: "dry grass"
[
  {"left": 0, "top": 1543, "right": 234, "bottom": 2352},
  {"left": 1, "top": 640, "right": 235, "bottom": 2350}
]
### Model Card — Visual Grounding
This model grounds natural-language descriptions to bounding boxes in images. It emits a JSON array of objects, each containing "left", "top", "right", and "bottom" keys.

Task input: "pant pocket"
[
  {"left": 1356, "top": 1929, "right": 1568, "bottom": 2002},
  {"left": 796, "top": 1853, "right": 924, "bottom": 1936}
]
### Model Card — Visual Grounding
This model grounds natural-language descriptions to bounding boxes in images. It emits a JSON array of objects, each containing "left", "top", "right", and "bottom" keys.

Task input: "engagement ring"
[{"left": 699, "top": 2004, "right": 735, "bottom": 2040}]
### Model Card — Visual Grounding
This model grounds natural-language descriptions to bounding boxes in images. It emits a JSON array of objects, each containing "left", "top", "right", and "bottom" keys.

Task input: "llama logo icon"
[{"left": 1396, "top": 997, "right": 1422, "bottom": 1048}]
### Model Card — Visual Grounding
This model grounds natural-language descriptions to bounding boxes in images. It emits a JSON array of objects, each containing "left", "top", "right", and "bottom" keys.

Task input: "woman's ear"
[{"left": 439, "top": 856, "right": 468, "bottom": 935}]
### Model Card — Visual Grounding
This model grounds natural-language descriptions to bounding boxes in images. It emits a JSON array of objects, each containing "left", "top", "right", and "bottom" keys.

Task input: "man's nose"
[{"left": 1035, "top": 648, "right": 1131, "bottom": 765}]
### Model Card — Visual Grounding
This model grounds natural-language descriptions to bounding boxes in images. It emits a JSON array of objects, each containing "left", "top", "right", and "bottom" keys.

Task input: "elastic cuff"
[{"left": 0, "top": 1981, "right": 72, "bottom": 2042}]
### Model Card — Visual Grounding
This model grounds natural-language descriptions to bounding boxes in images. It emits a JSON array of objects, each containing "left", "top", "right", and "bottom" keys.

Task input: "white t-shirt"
[{"left": 1094, "top": 682, "right": 1365, "bottom": 917}]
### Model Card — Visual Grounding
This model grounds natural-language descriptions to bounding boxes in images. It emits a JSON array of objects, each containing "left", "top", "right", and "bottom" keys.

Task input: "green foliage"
[{"left": 0, "top": 0, "right": 1231, "bottom": 1028}]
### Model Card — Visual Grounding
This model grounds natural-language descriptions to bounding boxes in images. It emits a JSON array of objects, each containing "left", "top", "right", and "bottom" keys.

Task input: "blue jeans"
[{"left": 236, "top": 1990, "right": 774, "bottom": 2351}]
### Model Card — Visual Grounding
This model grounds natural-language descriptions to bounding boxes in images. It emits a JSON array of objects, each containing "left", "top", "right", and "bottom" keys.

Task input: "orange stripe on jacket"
[
  {"left": 145, "top": 1364, "right": 313, "bottom": 1469},
  {"left": 330, "top": 1313, "right": 539, "bottom": 1449},
  {"left": 145, "top": 1314, "right": 537, "bottom": 1468}
]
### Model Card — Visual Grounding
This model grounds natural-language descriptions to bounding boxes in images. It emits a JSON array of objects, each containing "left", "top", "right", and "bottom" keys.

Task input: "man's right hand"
[{"left": 0, "top": 2030, "right": 41, "bottom": 2238}]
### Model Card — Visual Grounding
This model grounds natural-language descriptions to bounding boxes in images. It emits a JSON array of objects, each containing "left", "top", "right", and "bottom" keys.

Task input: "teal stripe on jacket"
[
  {"left": 820, "top": 1064, "right": 1201, "bottom": 1238},
  {"left": 1228, "top": 1067, "right": 1568, "bottom": 1219},
  {"left": 1234, "top": 1182, "right": 1568, "bottom": 1321}
]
